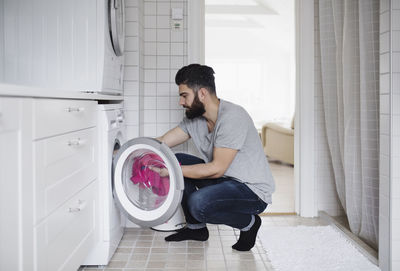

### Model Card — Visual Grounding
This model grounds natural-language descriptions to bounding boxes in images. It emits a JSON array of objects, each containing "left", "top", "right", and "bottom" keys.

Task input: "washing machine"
[
  {"left": 112, "top": 137, "right": 186, "bottom": 228},
  {"left": 84, "top": 103, "right": 126, "bottom": 265},
  {"left": 94, "top": 0, "right": 125, "bottom": 95}
]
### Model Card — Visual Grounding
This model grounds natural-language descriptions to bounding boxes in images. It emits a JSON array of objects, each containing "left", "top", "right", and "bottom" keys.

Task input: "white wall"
[
  {"left": 123, "top": 0, "right": 188, "bottom": 152},
  {"left": 380, "top": 0, "right": 400, "bottom": 269}
]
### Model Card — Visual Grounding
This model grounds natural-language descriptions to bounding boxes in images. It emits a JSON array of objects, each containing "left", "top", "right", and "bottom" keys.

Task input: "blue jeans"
[{"left": 175, "top": 153, "right": 268, "bottom": 230}]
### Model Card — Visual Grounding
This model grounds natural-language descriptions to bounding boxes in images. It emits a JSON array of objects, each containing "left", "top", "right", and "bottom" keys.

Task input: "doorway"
[{"left": 204, "top": 0, "right": 296, "bottom": 214}]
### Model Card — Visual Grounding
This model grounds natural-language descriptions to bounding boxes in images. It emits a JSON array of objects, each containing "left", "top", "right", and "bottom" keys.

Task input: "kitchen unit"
[{"left": 0, "top": 87, "right": 123, "bottom": 271}]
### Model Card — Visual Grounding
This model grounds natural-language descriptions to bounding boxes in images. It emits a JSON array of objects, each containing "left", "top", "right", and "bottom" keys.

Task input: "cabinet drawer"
[
  {"left": 34, "top": 99, "right": 96, "bottom": 139},
  {"left": 35, "top": 181, "right": 97, "bottom": 271},
  {"left": 35, "top": 128, "right": 97, "bottom": 222}
]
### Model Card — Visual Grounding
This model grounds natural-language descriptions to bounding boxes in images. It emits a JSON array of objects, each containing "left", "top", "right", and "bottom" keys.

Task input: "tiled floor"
[
  {"left": 267, "top": 160, "right": 295, "bottom": 213},
  {"left": 80, "top": 215, "right": 329, "bottom": 271}
]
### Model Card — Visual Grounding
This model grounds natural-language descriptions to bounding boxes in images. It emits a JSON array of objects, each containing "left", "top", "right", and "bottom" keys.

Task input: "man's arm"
[
  {"left": 181, "top": 147, "right": 238, "bottom": 179},
  {"left": 157, "top": 126, "right": 190, "bottom": 148}
]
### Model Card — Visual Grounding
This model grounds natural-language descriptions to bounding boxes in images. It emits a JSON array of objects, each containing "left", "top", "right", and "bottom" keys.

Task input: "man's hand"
[{"left": 148, "top": 165, "right": 169, "bottom": 177}]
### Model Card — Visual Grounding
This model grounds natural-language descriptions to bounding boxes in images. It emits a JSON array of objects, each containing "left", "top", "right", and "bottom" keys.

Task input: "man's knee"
[{"left": 187, "top": 192, "right": 208, "bottom": 223}]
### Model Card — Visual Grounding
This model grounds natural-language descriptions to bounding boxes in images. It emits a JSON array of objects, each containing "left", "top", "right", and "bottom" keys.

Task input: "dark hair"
[{"left": 175, "top": 64, "right": 216, "bottom": 95}]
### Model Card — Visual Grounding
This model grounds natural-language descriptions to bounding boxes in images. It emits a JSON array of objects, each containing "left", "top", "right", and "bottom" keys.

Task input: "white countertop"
[{"left": 0, "top": 83, "right": 124, "bottom": 101}]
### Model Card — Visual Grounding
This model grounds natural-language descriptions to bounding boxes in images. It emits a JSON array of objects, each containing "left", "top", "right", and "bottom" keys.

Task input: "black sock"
[
  {"left": 232, "top": 215, "right": 262, "bottom": 251},
  {"left": 165, "top": 227, "right": 209, "bottom": 242}
]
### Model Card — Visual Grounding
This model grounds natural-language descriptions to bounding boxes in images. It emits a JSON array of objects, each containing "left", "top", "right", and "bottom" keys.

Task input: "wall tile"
[
  {"left": 144, "top": 2, "right": 156, "bottom": 15},
  {"left": 144, "top": 97, "right": 157, "bottom": 109},
  {"left": 143, "top": 109, "right": 156, "bottom": 123},
  {"left": 394, "top": 53, "right": 400, "bottom": 73},
  {"left": 126, "top": 22, "right": 139, "bottom": 36},
  {"left": 394, "top": 73, "right": 400, "bottom": 93},
  {"left": 124, "top": 66, "right": 139, "bottom": 81},
  {"left": 126, "top": 125, "right": 140, "bottom": 138},
  {"left": 124, "top": 81, "right": 140, "bottom": 96},
  {"left": 157, "top": 2, "right": 170, "bottom": 15},
  {"left": 157, "top": 110, "right": 170, "bottom": 123},
  {"left": 380, "top": 134, "right": 390, "bottom": 156},
  {"left": 171, "top": 56, "right": 184, "bottom": 68},
  {"left": 124, "top": 96, "right": 140, "bottom": 110},
  {"left": 380, "top": 32, "right": 390, "bottom": 53},
  {"left": 144, "top": 69, "right": 156, "bottom": 82},
  {"left": 394, "top": 115, "right": 400, "bottom": 136},
  {"left": 144, "top": 42, "right": 157, "bottom": 55},
  {"left": 126, "top": 7, "right": 139, "bottom": 21},
  {"left": 157, "top": 69, "right": 170, "bottom": 82},
  {"left": 380, "top": 154, "right": 390, "bottom": 178},
  {"left": 125, "top": 52, "right": 139, "bottom": 66},
  {"left": 380, "top": 11, "right": 390, "bottom": 33},
  {"left": 380, "top": 114, "right": 390, "bottom": 135},
  {"left": 157, "top": 29, "right": 170, "bottom": 42},
  {"left": 125, "top": 0, "right": 139, "bottom": 7},
  {"left": 171, "top": 42, "right": 184, "bottom": 55},
  {"left": 125, "top": 37, "right": 139, "bottom": 51},
  {"left": 157, "top": 42, "right": 170, "bottom": 55},
  {"left": 394, "top": 94, "right": 400, "bottom": 115},
  {"left": 171, "top": 30, "right": 184, "bottom": 42},
  {"left": 380, "top": 73, "right": 390, "bottom": 94},
  {"left": 157, "top": 82, "right": 170, "bottom": 96},
  {"left": 380, "top": 94, "right": 390, "bottom": 115},
  {"left": 380, "top": 53, "right": 390, "bottom": 74},
  {"left": 394, "top": 10, "right": 400, "bottom": 30},
  {"left": 144, "top": 16, "right": 157, "bottom": 28},
  {"left": 394, "top": 31, "right": 400, "bottom": 51},
  {"left": 157, "top": 56, "right": 170, "bottom": 69},
  {"left": 157, "top": 96, "right": 170, "bottom": 110},
  {"left": 144, "top": 55, "right": 157, "bottom": 68},
  {"left": 144, "top": 29, "right": 156, "bottom": 42},
  {"left": 144, "top": 82, "right": 157, "bottom": 96},
  {"left": 125, "top": 110, "right": 140, "bottom": 125},
  {"left": 381, "top": 0, "right": 389, "bottom": 13},
  {"left": 157, "top": 16, "right": 170, "bottom": 29},
  {"left": 143, "top": 124, "right": 157, "bottom": 136}
]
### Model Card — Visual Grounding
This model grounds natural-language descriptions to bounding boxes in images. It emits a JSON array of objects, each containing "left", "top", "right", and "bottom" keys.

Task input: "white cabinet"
[
  {"left": 0, "top": 98, "right": 25, "bottom": 271},
  {"left": 0, "top": 97, "right": 98, "bottom": 271},
  {"left": 0, "top": 97, "right": 33, "bottom": 271}
]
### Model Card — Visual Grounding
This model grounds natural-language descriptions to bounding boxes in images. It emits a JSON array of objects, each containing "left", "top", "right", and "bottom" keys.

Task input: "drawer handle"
[
  {"left": 65, "top": 107, "right": 85, "bottom": 113},
  {"left": 67, "top": 138, "right": 85, "bottom": 146},
  {"left": 68, "top": 200, "right": 87, "bottom": 213}
]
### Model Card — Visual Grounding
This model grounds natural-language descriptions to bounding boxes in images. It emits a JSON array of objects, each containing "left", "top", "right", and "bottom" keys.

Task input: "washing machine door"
[
  {"left": 109, "top": 0, "right": 125, "bottom": 56},
  {"left": 113, "top": 137, "right": 184, "bottom": 227}
]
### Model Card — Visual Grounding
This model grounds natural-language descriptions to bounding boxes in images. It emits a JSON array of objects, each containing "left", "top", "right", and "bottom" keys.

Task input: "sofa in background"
[{"left": 261, "top": 117, "right": 294, "bottom": 165}]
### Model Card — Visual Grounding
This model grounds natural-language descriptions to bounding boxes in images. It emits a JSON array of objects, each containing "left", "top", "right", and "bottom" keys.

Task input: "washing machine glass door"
[
  {"left": 109, "top": 0, "right": 125, "bottom": 56},
  {"left": 113, "top": 137, "right": 184, "bottom": 227}
]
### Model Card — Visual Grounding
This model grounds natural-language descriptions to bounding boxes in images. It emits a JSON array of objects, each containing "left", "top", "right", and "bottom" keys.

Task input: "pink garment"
[{"left": 130, "top": 152, "right": 170, "bottom": 196}]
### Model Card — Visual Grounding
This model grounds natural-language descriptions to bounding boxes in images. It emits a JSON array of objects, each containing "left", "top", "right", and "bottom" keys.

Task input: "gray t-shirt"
[{"left": 179, "top": 99, "right": 275, "bottom": 204}]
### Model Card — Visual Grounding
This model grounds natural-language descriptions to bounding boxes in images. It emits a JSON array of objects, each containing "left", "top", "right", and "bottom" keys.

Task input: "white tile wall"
[
  {"left": 124, "top": 0, "right": 188, "bottom": 151},
  {"left": 380, "top": 0, "right": 400, "bottom": 269}
]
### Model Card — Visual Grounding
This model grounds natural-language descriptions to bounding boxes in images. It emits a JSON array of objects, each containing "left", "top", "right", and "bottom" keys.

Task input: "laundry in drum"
[{"left": 130, "top": 152, "right": 170, "bottom": 196}]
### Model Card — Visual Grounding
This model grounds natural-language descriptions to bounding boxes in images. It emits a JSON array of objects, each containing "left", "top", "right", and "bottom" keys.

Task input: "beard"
[{"left": 185, "top": 94, "right": 205, "bottom": 119}]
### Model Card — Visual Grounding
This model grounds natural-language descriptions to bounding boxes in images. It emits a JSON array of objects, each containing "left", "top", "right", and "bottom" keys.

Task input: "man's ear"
[{"left": 198, "top": 87, "right": 207, "bottom": 101}]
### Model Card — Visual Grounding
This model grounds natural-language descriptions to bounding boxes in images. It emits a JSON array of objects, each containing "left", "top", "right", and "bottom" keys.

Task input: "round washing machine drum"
[{"left": 113, "top": 137, "right": 184, "bottom": 227}]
